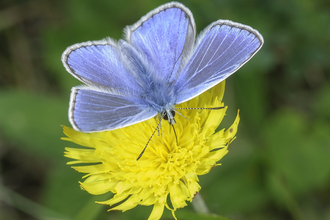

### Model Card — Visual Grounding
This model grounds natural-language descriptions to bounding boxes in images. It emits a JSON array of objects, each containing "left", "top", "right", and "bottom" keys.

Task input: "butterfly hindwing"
[{"left": 69, "top": 87, "right": 157, "bottom": 132}]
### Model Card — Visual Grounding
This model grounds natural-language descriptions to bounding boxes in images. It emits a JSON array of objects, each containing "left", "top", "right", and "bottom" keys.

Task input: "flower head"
[{"left": 62, "top": 81, "right": 239, "bottom": 220}]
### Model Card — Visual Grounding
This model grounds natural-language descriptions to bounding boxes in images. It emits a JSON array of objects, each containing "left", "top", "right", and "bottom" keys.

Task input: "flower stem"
[{"left": 192, "top": 193, "right": 210, "bottom": 214}]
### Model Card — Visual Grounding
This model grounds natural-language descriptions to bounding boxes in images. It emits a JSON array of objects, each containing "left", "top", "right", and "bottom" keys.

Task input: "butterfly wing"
[
  {"left": 62, "top": 39, "right": 142, "bottom": 95},
  {"left": 125, "top": 2, "right": 196, "bottom": 82},
  {"left": 174, "top": 20, "right": 264, "bottom": 104},
  {"left": 69, "top": 87, "right": 157, "bottom": 132},
  {"left": 62, "top": 40, "right": 159, "bottom": 132}
]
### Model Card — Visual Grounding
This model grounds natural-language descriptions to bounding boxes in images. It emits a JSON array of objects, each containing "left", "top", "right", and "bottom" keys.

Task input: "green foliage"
[{"left": 0, "top": 0, "right": 330, "bottom": 219}]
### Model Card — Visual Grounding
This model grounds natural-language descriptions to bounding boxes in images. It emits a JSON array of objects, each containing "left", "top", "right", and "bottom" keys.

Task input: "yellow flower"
[{"left": 62, "top": 81, "right": 239, "bottom": 220}]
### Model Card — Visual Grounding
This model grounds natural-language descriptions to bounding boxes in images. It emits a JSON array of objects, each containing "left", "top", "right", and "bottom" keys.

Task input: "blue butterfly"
[{"left": 62, "top": 2, "right": 263, "bottom": 133}]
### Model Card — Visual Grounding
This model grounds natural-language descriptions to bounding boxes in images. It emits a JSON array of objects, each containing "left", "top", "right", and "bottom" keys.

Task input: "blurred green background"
[{"left": 0, "top": 0, "right": 329, "bottom": 219}]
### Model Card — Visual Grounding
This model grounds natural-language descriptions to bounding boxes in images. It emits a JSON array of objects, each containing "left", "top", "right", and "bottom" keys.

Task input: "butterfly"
[{"left": 62, "top": 2, "right": 263, "bottom": 133}]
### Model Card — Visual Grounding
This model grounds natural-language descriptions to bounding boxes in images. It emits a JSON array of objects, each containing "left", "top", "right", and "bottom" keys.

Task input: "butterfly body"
[
  {"left": 113, "top": 39, "right": 178, "bottom": 123},
  {"left": 62, "top": 2, "right": 263, "bottom": 133}
]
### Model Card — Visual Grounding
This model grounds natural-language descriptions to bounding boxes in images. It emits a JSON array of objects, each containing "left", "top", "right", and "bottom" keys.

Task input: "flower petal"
[{"left": 148, "top": 201, "right": 165, "bottom": 220}]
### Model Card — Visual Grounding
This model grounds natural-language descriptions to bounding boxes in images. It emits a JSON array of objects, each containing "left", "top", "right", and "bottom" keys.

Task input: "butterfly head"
[{"left": 162, "top": 109, "right": 176, "bottom": 125}]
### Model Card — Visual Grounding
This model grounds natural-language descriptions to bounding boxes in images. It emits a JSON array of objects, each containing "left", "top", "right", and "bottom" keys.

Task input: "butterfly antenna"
[
  {"left": 156, "top": 115, "right": 164, "bottom": 137},
  {"left": 137, "top": 117, "right": 163, "bottom": 160},
  {"left": 171, "top": 124, "right": 178, "bottom": 146},
  {"left": 176, "top": 106, "right": 225, "bottom": 110},
  {"left": 174, "top": 106, "right": 225, "bottom": 121}
]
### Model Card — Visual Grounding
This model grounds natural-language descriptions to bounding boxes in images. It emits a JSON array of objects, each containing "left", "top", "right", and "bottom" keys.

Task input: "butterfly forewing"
[
  {"left": 174, "top": 20, "right": 263, "bottom": 104},
  {"left": 62, "top": 39, "right": 142, "bottom": 95},
  {"left": 126, "top": 2, "right": 196, "bottom": 83}
]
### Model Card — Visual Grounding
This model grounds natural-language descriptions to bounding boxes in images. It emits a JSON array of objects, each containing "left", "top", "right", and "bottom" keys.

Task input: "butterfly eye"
[{"left": 163, "top": 109, "right": 176, "bottom": 121}]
